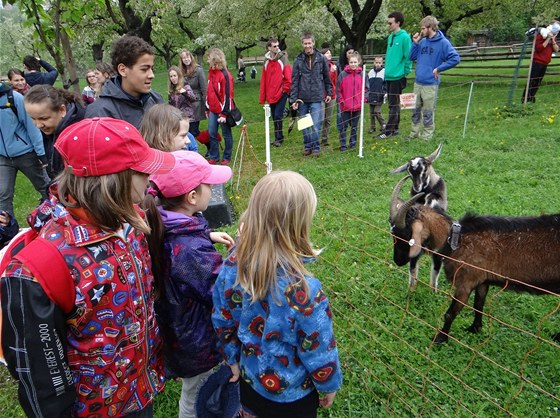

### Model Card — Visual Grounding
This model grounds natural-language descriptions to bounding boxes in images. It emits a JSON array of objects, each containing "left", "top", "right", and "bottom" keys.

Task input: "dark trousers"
[
  {"left": 385, "top": 77, "right": 407, "bottom": 134},
  {"left": 270, "top": 93, "right": 289, "bottom": 141},
  {"left": 339, "top": 110, "right": 359, "bottom": 149},
  {"left": 522, "top": 62, "right": 547, "bottom": 103}
]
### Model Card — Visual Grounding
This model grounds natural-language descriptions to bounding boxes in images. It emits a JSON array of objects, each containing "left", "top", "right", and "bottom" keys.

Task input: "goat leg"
[
  {"left": 409, "top": 257, "right": 419, "bottom": 291},
  {"left": 467, "top": 283, "right": 489, "bottom": 334},
  {"left": 433, "top": 287, "right": 472, "bottom": 343},
  {"left": 430, "top": 254, "right": 443, "bottom": 292}
]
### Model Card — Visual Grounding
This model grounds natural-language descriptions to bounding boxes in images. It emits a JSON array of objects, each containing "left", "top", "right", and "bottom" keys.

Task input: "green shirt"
[{"left": 384, "top": 29, "right": 412, "bottom": 81}]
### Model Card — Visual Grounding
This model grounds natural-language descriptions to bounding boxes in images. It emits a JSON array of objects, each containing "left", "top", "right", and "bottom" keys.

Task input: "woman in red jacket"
[{"left": 206, "top": 48, "right": 235, "bottom": 165}]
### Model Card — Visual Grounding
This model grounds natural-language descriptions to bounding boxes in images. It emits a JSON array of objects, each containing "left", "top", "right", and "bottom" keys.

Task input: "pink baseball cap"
[
  {"left": 55, "top": 117, "right": 175, "bottom": 177},
  {"left": 151, "top": 150, "right": 232, "bottom": 198}
]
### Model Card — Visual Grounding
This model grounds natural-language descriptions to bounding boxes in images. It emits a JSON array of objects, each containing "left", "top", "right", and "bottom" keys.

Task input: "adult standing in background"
[
  {"left": 408, "top": 15, "right": 460, "bottom": 140},
  {"left": 260, "top": 37, "right": 292, "bottom": 147},
  {"left": 206, "top": 47, "right": 235, "bottom": 166},
  {"left": 179, "top": 49, "right": 207, "bottom": 138},
  {"left": 0, "top": 82, "right": 49, "bottom": 217},
  {"left": 377, "top": 11, "right": 412, "bottom": 139},
  {"left": 85, "top": 35, "right": 163, "bottom": 129},
  {"left": 93, "top": 62, "right": 116, "bottom": 98},
  {"left": 522, "top": 17, "right": 560, "bottom": 103},
  {"left": 320, "top": 47, "right": 338, "bottom": 147},
  {"left": 291, "top": 32, "right": 333, "bottom": 157},
  {"left": 22, "top": 55, "right": 58, "bottom": 87},
  {"left": 7, "top": 69, "right": 31, "bottom": 95}
]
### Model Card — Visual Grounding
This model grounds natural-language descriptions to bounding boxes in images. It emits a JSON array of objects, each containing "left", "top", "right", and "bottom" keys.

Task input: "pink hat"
[
  {"left": 151, "top": 150, "right": 232, "bottom": 198},
  {"left": 55, "top": 117, "right": 175, "bottom": 177}
]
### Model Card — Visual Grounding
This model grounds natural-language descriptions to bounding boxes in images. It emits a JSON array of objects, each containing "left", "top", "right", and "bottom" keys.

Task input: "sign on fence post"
[{"left": 400, "top": 93, "right": 417, "bottom": 109}]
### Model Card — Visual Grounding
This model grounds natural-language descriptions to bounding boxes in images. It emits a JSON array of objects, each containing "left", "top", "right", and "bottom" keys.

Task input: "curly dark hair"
[{"left": 111, "top": 36, "right": 154, "bottom": 71}]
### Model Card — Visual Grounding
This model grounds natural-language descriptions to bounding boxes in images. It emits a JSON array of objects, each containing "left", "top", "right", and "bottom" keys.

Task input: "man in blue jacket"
[
  {"left": 290, "top": 32, "right": 333, "bottom": 157},
  {"left": 408, "top": 15, "right": 460, "bottom": 140},
  {"left": 22, "top": 55, "right": 59, "bottom": 86},
  {"left": 0, "top": 83, "right": 50, "bottom": 217}
]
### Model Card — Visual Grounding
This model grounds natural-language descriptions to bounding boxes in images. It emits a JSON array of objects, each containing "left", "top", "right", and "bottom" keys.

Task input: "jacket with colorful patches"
[
  {"left": 212, "top": 253, "right": 343, "bottom": 403},
  {"left": 0, "top": 194, "right": 165, "bottom": 418}
]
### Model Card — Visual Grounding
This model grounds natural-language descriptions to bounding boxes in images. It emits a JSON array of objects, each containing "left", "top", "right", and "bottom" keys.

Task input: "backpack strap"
[
  {"left": 0, "top": 88, "right": 18, "bottom": 119},
  {"left": 12, "top": 237, "right": 75, "bottom": 314}
]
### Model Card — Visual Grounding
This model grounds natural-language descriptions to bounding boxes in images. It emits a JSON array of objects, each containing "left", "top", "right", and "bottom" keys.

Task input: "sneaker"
[
  {"left": 272, "top": 140, "right": 283, "bottom": 147},
  {"left": 368, "top": 128, "right": 376, "bottom": 134},
  {"left": 220, "top": 159, "right": 230, "bottom": 165},
  {"left": 408, "top": 133, "right": 419, "bottom": 139},
  {"left": 311, "top": 150, "right": 321, "bottom": 157},
  {"left": 340, "top": 146, "right": 347, "bottom": 152},
  {"left": 321, "top": 141, "right": 330, "bottom": 146},
  {"left": 207, "top": 159, "right": 219, "bottom": 165},
  {"left": 303, "top": 149, "right": 312, "bottom": 156}
]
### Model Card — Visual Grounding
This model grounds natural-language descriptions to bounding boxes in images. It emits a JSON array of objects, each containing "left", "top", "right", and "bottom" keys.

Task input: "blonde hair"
[
  {"left": 179, "top": 49, "right": 197, "bottom": 78},
  {"left": 57, "top": 169, "right": 149, "bottom": 234},
  {"left": 349, "top": 51, "right": 363, "bottom": 65},
  {"left": 139, "top": 103, "right": 184, "bottom": 152},
  {"left": 420, "top": 15, "right": 439, "bottom": 31},
  {"left": 206, "top": 48, "right": 227, "bottom": 70},
  {"left": 167, "top": 65, "right": 185, "bottom": 95},
  {"left": 235, "top": 171, "right": 317, "bottom": 302}
]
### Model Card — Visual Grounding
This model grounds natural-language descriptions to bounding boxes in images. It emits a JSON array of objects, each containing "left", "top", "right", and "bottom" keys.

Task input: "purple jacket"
[{"left": 155, "top": 208, "right": 222, "bottom": 378}]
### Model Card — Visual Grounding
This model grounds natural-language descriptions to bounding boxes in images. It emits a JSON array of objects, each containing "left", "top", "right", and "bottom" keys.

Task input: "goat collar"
[{"left": 447, "top": 222, "right": 462, "bottom": 251}]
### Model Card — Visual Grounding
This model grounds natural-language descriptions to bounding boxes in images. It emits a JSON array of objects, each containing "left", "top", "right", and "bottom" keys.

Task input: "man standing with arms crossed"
[
  {"left": 378, "top": 11, "right": 412, "bottom": 139},
  {"left": 291, "top": 32, "right": 333, "bottom": 157}
]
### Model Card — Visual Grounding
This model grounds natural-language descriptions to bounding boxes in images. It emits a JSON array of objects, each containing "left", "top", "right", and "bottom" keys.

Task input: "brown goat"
[{"left": 390, "top": 176, "right": 560, "bottom": 343}]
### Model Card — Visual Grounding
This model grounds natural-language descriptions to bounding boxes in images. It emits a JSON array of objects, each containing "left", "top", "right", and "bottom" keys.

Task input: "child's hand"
[
  {"left": 319, "top": 391, "right": 337, "bottom": 408},
  {"left": 0, "top": 211, "right": 10, "bottom": 227},
  {"left": 228, "top": 363, "right": 240, "bottom": 382},
  {"left": 210, "top": 231, "right": 234, "bottom": 249}
]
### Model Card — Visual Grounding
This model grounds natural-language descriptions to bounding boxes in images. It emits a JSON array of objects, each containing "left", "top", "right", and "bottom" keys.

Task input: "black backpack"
[{"left": 0, "top": 83, "right": 18, "bottom": 118}]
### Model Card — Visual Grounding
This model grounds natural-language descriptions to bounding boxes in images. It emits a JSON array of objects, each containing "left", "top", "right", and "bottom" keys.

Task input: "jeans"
[
  {"left": 270, "top": 93, "right": 289, "bottom": 141},
  {"left": 0, "top": 152, "right": 50, "bottom": 215},
  {"left": 386, "top": 77, "right": 407, "bottom": 134},
  {"left": 339, "top": 110, "right": 359, "bottom": 149},
  {"left": 208, "top": 111, "right": 234, "bottom": 161},
  {"left": 298, "top": 102, "right": 323, "bottom": 153}
]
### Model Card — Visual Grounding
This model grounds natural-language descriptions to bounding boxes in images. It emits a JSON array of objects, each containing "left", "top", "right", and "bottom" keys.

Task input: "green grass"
[{"left": 2, "top": 67, "right": 560, "bottom": 417}]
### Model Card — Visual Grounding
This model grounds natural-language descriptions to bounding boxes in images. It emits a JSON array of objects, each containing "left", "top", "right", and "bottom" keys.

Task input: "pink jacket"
[{"left": 337, "top": 65, "right": 365, "bottom": 112}]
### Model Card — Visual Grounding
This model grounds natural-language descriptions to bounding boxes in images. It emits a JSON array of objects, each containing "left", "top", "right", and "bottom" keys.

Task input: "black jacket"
[
  {"left": 290, "top": 48, "right": 333, "bottom": 103},
  {"left": 85, "top": 76, "right": 163, "bottom": 129}
]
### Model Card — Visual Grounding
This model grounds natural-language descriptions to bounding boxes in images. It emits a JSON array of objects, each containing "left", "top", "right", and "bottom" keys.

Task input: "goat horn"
[
  {"left": 389, "top": 162, "right": 409, "bottom": 174},
  {"left": 390, "top": 176, "right": 425, "bottom": 229},
  {"left": 426, "top": 143, "right": 443, "bottom": 163}
]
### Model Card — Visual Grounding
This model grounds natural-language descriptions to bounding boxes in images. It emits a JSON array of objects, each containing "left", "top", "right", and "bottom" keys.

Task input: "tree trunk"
[
  {"left": 92, "top": 43, "right": 104, "bottom": 62},
  {"left": 60, "top": 31, "right": 80, "bottom": 94}
]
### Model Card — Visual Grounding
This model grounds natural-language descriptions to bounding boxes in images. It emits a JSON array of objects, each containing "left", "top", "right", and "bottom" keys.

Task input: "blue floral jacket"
[{"left": 212, "top": 252, "right": 343, "bottom": 403}]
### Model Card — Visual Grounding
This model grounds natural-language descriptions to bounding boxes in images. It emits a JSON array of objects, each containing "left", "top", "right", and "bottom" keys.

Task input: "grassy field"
[{"left": 1, "top": 61, "right": 560, "bottom": 417}]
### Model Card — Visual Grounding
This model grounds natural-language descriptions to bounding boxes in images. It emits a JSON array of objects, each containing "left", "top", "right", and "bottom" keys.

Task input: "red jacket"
[
  {"left": 337, "top": 65, "right": 364, "bottom": 112},
  {"left": 206, "top": 68, "right": 234, "bottom": 117},
  {"left": 327, "top": 60, "right": 338, "bottom": 100},
  {"left": 0, "top": 196, "right": 165, "bottom": 417},
  {"left": 533, "top": 33, "right": 555, "bottom": 65},
  {"left": 259, "top": 52, "right": 292, "bottom": 104}
]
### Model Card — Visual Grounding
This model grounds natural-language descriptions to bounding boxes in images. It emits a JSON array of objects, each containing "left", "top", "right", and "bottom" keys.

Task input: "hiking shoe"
[
  {"left": 321, "top": 141, "right": 330, "bottom": 146},
  {"left": 303, "top": 149, "right": 312, "bottom": 156},
  {"left": 311, "top": 150, "right": 321, "bottom": 157},
  {"left": 368, "top": 128, "right": 376, "bottom": 134},
  {"left": 272, "top": 140, "right": 283, "bottom": 147}
]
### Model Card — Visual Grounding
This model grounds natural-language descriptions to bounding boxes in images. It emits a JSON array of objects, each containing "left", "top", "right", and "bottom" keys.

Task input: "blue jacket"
[
  {"left": 212, "top": 252, "right": 343, "bottom": 403},
  {"left": 290, "top": 49, "right": 333, "bottom": 103},
  {"left": 24, "top": 59, "right": 58, "bottom": 87},
  {"left": 409, "top": 30, "right": 460, "bottom": 85},
  {"left": 367, "top": 67, "right": 386, "bottom": 104},
  {"left": 0, "top": 89, "right": 45, "bottom": 159},
  {"left": 155, "top": 209, "right": 222, "bottom": 378}
]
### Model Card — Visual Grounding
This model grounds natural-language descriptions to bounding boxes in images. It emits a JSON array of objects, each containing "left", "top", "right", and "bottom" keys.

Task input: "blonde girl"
[
  {"left": 212, "top": 171, "right": 343, "bottom": 418},
  {"left": 140, "top": 103, "right": 197, "bottom": 152}
]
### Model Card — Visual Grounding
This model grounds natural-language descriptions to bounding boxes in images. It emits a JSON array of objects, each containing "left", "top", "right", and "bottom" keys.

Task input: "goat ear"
[
  {"left": 426, "top": 143, "right": 443, "bottom": 163},
  {"left": 409, "top": 220, "right": 424, "bottom": 259},
  {"left": 390, "top": 162, "right": 409, "bottom": 174}
]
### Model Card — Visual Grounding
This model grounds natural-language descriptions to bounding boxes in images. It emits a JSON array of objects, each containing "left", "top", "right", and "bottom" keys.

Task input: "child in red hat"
[{"left": 0, "top": 117, "right": 175, "bottom": 418}]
